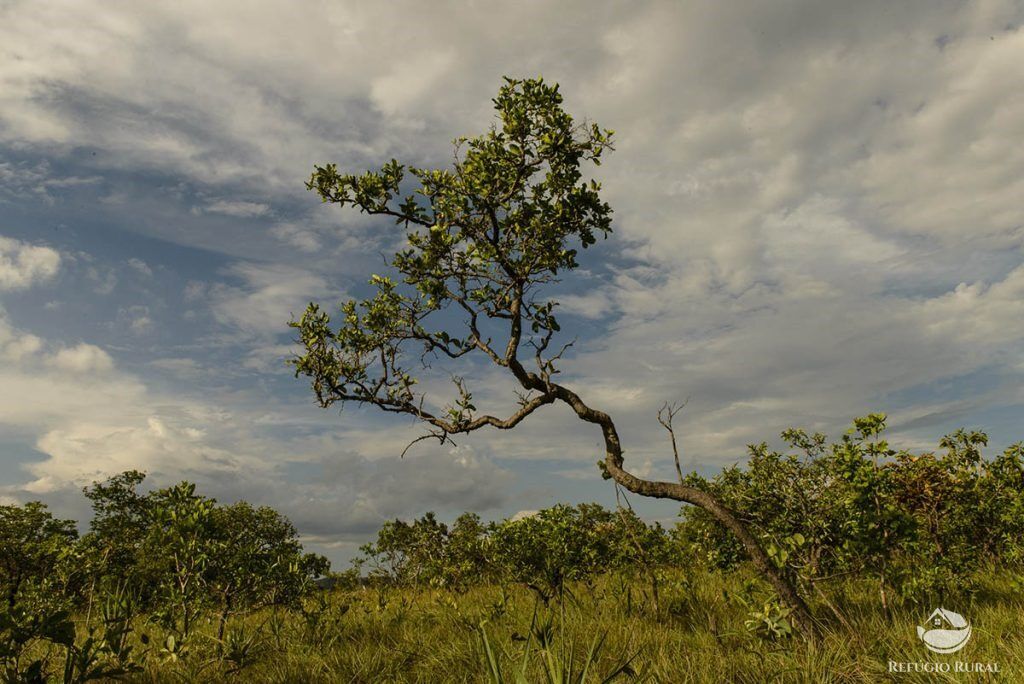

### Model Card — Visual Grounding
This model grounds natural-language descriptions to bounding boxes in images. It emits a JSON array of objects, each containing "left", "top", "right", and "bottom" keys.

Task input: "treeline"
[
  {"left": 356, "top": 415, "right": 1024, "bottom": 610},
  {"left": 355, "top": 504, "right": 677, "bottom": 604},
  {"left": 1, "top": 471, "right": 327, "bottom": 680},
  {"left": 4, "top": 415, "right": 1024, "bottom": 678}
]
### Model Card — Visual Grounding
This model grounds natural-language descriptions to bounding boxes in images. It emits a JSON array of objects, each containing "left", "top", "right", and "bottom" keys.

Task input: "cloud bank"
[{"left": 1, "top": 1, "right": 1022, "bottom": 562}]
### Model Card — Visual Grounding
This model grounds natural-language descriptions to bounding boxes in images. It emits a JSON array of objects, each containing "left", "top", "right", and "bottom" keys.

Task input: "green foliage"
[
  {"left": 677, "top": 414, "right": 1024, "bottom": 608},
  {"left": 79, "top": 471, "right": 151, "bottom": 597},
  {"left": 146, "top": 482, "right": 216, "bottom": 637},
  {"left": 0, "top": 594, "right": 143, "bottom": 683},
  {"left": 359, "top": 512, "right": 450, "bottom": 586},
  {"left": 0, "top": 502, "right": 78, "bottom": 611},
  {"left": 726, "top": 579, "right": 795, "bottom": 641},
  {"left": 3, "top": 416, "right": 1024, "bottom": 680},
  {"left": 479, "top": 606, "right": 643, "bottom": 684},
  {"left": 292, "top": 76, "right": 614, "bottom": 428},
  {"left": 357, "top": 503, "right": 679, "bottom": 604},
  {"left": 489, "top": 505, "right": 648, "bottom": 603},
  {"left": 0, "top": 473, "right": 327, "bottom": 681}
]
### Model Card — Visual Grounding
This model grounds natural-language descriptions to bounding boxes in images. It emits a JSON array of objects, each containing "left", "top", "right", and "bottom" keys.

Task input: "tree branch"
[{"left": 657, "top": 398, "right": 690, "bottom": 484}]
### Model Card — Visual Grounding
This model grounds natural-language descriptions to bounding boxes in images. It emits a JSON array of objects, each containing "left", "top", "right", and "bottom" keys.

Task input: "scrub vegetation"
[{"left": 3, "top": 419, "right": 1023, "bottom": 681}]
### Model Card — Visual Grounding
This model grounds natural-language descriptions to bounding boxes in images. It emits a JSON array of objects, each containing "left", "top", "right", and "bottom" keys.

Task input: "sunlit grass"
[{"left": 106, "top": 568, "right": 1023, "bottom": 682}]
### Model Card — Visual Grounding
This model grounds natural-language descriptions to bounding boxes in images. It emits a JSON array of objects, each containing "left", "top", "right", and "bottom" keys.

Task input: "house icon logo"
[{"left": 917, "top": 608, "right": 971, "bottom": 654}]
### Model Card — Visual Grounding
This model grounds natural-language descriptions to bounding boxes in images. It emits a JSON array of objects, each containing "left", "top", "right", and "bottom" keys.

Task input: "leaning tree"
[{"left": 291, "top": 77, "right": 818, "bottom": 637}]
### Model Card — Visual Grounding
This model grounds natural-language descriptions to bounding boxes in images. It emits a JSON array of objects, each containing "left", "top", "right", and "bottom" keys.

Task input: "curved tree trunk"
[
  {"left": 605, "top": 461, "right": 819, "bottom": 639},
  {"left": 545, "top": 381, "right": 821, "bottom": 640}
]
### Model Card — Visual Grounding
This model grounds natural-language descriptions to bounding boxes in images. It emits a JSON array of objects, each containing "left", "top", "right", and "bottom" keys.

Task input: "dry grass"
[{"left": 120, "top": 569, "right": 1022, "bottom": 682}]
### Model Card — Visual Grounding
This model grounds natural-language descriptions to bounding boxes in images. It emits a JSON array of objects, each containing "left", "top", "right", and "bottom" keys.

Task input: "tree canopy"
[{"left": 293, "top": 77, "right": 613, "bottom": 447}]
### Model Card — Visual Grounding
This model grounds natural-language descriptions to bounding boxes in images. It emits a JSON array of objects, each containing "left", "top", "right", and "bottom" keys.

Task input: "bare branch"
[
  {"left": 657, "top": 398, "right": 690, "bottom": 484},
  {"left": 399, "top": 430, "right": 450, "bottom": 459}
]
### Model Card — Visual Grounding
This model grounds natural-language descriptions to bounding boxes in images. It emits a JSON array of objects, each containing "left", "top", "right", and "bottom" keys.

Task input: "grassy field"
[{"left": 106, "top": 569, "right": 1022, "bottom": 682}]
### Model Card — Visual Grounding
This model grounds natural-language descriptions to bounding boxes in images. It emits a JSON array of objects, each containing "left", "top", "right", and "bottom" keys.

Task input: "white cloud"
[
  {"left": 269, "top": 222, "right": 321, "bottom": 252},
  {"left": 85, "top": 265, "right": 117, "bottom": 295},
  {"left": 0, "top": 314, "right": 41, "bottom": 360},
  {"left": 126, "top": 258, "right": 152, "bottom": 277},
  {"left": 150, "top": 357, "right": 205, "bottom": 380},
  {"left": 858, "top": 26, "right": 1024, "bottom": 244},
  {"left": 0, "top": 236, "right": 61, "bottom": 290},
  {"left": 0, "top": 161, "right": 101, "bottom": 204},
  {"left": 558, "top": 290, "right": 612, "bottom": 319},
  {"left": 209, "top": 261, "right": 334, "bottom": 339},
  {"left": 25, "top": 416, "right": 232, "bottom": 494},
  {"left": 118, "top": 305, "right": 154, "bottom": 335},
  {"left": 203, "top": 200, "right": 271, "bottom": 218},
  {"left": 0, "top": 321, "right": 144, "bottom": 430},
  {"left": 370, "top": 49, "right": 456, "bottom": 116},
  {"left": 52, "top": 343, "right": 114, "bottom": 373},
  {"left": 130, "top": 316, "right": 153, "bottom": 334}
]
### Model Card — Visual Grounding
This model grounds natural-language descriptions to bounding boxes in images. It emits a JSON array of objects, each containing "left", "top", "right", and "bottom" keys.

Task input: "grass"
[{"left": 90, "top": 569, "right": 1022, "bottom": 682}]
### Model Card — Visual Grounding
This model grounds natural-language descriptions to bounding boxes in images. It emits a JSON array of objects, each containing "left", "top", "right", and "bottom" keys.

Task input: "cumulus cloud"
[
  {"left": 25, "top": 416, "right": 235, "bottom": 494},
  {"left": 0, "top": 312, "right": 144, "bottom": 430},
  {"left": 0, "top": 236, "right": 60, "bottom": 290},
  {"left": 0, "top": 314, "right": 42, "bottom": 360},
  {"left": 52, "top": 343, "right": 114, "bottom": 373},
  {"left": 2, "top": 304, "right": 513, "bottom": 542}
]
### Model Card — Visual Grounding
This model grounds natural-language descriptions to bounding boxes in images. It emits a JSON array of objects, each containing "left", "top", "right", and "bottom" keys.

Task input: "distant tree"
[
  {"left": 0, "top": 502, "right": 77, "bottom": 610},
  {"left": 144, "top": 482, "right": 217, "bottom": 638},
  {"left": 79, "top": 472, "right": 328, "bottom": 641},
  {"left": 981, "top": 443, "right": 1024, "bottom": 567},
  {"left": 80, "top": 470, "right": 155, "bottom": 600},
  {"left": 207, "top": 501, "right": 329, "bottom": 643},
  {"left": 292, "top": 76, "right": 817, "bottom": 636},
  {"left": 355, "top": 503, "right": 676, "bottom": 601},
  {"left": 489, "top": 504, "right": 618, "bottom": 603},
  {"left": 442, "top": 512, "right": 492, "bottom": 588},
  {"left": 359, "top": 512, "right": 449, "bottom": 585},
  {"left": 675, "top": 416, "right": 1024, "bottom": 615}
]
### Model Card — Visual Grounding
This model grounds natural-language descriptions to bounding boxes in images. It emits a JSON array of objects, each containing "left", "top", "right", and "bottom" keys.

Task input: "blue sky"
[{"left": 2, "top": 1, "right": 1023, "bottom": 564}]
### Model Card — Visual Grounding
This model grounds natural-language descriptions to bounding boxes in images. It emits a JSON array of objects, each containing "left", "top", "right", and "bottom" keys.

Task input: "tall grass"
[{"left": 98, "top": 568, "right": 1022, "bottom": 682}]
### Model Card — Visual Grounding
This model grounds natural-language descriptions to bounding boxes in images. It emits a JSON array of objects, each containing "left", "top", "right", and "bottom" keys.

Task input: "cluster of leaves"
[
  {"left": 0, "top": 472, "right": 328, "bottom": 681},
  {"left": 292, "top": 76, "right": 615, "bottom": 444},
  {"left": 676, "top": 414, "right": 1024, "bottom": 607}
]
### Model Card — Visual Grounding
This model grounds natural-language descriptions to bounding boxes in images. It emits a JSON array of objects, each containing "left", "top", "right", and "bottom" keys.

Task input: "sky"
[{"left": 1, "top": 0, "right": 1023, "bottom": 565}]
